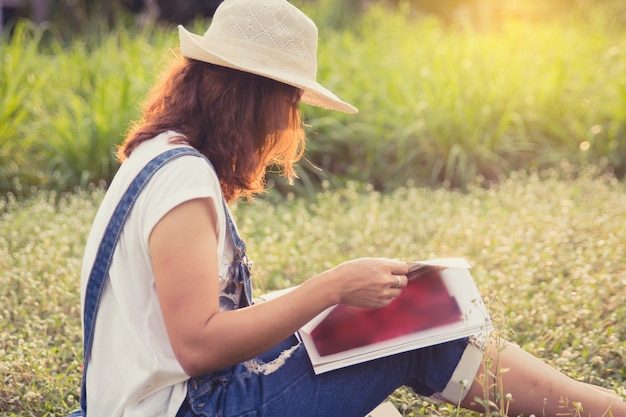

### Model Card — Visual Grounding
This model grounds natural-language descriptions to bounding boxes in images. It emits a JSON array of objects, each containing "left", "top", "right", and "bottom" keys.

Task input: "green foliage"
[
  {"left": 30, "top": 24, "right": 168, "bottom": 192},
  {"left": 1, "top": 2, "right": 626, "bottom": 196},
  {"left": 0, "top": 19, "right": 171, "bottom": 196},
  {"left": 2, "top": 168, "right": 625, "bottom": 415},
  {"left": 0, "top": 22, "right": 47, "bottom": 194},
  {"left": 299, "top": 4, "right": 626, "bottom": 191}
]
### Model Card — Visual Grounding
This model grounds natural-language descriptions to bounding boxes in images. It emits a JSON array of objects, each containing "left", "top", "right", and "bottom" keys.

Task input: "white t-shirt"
[{"left": 80, "top": 131, "right": 236, "bottom": 417}]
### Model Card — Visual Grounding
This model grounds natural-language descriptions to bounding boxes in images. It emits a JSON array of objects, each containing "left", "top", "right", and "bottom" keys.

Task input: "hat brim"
[{"left": 178, "top": 25, "right": 357, "bottom": 114}]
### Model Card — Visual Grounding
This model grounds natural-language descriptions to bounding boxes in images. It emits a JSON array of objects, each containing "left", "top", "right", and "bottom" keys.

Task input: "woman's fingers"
[{"left": 332, "top": 257, "right": 411, "bottom": 308}]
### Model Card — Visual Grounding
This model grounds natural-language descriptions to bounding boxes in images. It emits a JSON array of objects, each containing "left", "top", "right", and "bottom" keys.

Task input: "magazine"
[{"left": 261, "top": 258, "right": 492, "bottom": 375}]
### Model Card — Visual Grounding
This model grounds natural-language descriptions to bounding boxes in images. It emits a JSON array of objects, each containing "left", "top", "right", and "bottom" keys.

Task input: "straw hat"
[{"left": 178, "top": 0, "right": 357, "bottom": 114}]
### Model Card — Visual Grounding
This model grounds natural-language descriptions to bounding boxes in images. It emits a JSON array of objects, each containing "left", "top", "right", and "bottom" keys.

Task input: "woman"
[{"left": 79, "top": 0, "right": 625, "bottom": 416}]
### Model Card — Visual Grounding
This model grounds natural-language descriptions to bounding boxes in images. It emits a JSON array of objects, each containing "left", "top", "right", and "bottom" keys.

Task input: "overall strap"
[
  {"left": 80, "top": 147, "right": 206, "bottom": 414},
  {"left": 224, "top": 203, "right": 253, "bottom": 308}
]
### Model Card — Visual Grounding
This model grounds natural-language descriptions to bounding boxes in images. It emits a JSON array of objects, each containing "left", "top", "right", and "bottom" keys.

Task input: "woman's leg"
[{"left": 460, "top": 340, "right": 626, "bottom": 416}]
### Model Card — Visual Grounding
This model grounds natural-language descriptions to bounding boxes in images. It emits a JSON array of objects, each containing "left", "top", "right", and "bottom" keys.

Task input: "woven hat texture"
[{"left": 179, "top": 0, "right": 357, "bottom": 113}]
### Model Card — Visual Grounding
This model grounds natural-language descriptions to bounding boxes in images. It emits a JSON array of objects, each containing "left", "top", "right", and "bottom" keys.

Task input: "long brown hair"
[{"left": 117, "top": 55, "right": 305, "bottom": 202}]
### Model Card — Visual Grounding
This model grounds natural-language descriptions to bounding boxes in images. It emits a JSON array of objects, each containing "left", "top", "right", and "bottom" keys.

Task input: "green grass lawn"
[{"left": 2, "top": 166, "right": 625, "bottom": 416}]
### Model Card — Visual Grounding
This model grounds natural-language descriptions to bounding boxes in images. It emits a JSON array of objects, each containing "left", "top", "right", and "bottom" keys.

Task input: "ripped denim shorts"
[{"left": 175, "top": 333, "right": 484, "bottom": 417}]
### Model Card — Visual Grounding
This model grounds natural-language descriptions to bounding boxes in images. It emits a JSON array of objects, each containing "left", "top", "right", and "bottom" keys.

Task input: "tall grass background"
[
  {"left": 300, "top": 1, "right": 626, "bottom": 191},
  {"left": 1, "top": 1, "right": 625, "bottom": 196}
]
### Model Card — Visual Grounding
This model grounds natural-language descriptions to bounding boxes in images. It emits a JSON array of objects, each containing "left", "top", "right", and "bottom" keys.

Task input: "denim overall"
[{"left": 75, "top": 147, "right": 473, "bottom": 417}]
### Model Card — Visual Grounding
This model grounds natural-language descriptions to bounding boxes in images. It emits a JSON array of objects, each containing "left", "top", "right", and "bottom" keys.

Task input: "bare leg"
[{"left": 459, "top": 340, "right": 626, "bottom": 417}]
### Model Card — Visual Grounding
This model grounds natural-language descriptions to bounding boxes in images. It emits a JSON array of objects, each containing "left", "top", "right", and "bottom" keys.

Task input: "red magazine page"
[{"left": 310, "top": 266, "right": 463, "bottom": 357}]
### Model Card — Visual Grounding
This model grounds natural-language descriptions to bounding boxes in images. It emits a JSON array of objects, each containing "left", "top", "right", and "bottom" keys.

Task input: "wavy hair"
[{"left": 117, "top": 56, "right": 305, "bottom": 202}]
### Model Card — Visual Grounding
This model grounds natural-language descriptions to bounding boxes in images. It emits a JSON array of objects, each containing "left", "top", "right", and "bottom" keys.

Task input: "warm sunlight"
[{"left": 442, "top": 0, "right": 576, "bottom": 30}]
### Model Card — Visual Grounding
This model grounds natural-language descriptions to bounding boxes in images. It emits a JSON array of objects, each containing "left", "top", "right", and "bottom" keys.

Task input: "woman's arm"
[{"left": 150, "top": 197, "right": 408, "bottom": 377}]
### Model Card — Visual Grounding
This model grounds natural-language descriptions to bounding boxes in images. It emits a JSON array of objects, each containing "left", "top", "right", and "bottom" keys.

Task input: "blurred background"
[{"left": 1, "top": 0, "right": 625, "bottom": 198}]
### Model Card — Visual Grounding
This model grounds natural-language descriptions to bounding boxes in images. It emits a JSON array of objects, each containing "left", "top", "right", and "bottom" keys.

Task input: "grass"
[
  {"left": 1, "top": 3, "right": 626, "bottom": 196},
  {"left": 2, "top": 166, "right": 625, "bottom": 416},
  {"left": 1, "top": 1, "right": 625, "bottom": 414},
  {"left": 298, "top": 2, "right": 626, "bottom": 190}
]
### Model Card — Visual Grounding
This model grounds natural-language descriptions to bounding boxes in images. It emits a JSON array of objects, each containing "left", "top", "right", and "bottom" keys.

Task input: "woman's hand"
[
  {"left": 152, "top": 198, "right": 409, "bottom": 375},
  {"left": 319, "top": 258, "right": 409, "bottom": 309}
]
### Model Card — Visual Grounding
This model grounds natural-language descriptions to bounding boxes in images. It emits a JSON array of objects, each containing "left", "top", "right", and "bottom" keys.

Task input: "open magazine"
[{"left": 261, "top": 258, "right": 492, "bottom": 375}]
